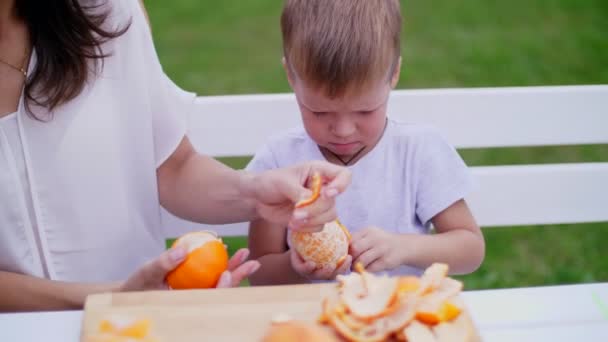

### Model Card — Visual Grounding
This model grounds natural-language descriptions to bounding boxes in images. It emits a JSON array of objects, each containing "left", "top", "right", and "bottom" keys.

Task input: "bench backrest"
[{"left": 161, "top": 85, "right": 608, "bottom": 236}]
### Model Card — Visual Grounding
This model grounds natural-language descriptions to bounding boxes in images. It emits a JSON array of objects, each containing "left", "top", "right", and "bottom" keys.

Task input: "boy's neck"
[{"left": 322, "top": 146, "right": 368, "bottom": 166}]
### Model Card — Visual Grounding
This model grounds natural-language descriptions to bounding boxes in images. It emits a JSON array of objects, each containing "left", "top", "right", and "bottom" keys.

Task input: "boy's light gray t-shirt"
[{"left": 246, "top": 119, "right": 473, "bottom": 276}]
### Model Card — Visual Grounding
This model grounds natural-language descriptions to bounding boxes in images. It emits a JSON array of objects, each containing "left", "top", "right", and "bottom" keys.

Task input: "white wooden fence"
[{"left": 161, "top": 85, "right": 608, "bottom": 236}]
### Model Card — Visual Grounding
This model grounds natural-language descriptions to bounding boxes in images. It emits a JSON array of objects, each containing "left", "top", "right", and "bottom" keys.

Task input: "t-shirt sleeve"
[
  {"left": 246, "top": 143, "right": 279, "bottom": 173},
  {"left": 415, "top": 128, "right": 474, "bottom": 225},
  {"left": 123, "top": 0, "right": 195, "bottom": 167}
]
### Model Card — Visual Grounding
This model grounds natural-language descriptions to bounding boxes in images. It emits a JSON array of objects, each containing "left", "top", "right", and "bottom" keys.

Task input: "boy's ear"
[
  {"left": 282, "top": 56, "right": 296, "bottom": 89},
  {"left": 390, "top": 57, "right": 402, "bottom": 89}
]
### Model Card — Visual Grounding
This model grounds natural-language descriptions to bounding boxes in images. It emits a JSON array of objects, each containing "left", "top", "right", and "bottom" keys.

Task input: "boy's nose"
[{"left": 332, "top": 119, "right": 356, "bottom": 138}]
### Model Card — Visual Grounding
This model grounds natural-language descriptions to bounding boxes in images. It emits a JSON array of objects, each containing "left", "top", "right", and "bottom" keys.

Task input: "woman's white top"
[{"left": 0, "top": 0, "right": 195, "bottom": 282}]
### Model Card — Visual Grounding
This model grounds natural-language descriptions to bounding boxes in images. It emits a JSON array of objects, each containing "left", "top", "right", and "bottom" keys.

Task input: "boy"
[{"left": 247, "top": 0, "right": 485, "bottom": 285}]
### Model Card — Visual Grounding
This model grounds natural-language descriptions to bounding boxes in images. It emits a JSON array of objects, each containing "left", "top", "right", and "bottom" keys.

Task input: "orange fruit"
[
  {"left": 165, "top": 231, "right": 228, "bottom": 289},
  {"left": 288, "top": 219, "right": 351, "bottom": 271}
]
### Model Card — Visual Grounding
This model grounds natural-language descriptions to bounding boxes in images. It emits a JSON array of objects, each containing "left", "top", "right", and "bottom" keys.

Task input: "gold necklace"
[{"left": 0, "top": 51, "right": 28, "bottom": 77}]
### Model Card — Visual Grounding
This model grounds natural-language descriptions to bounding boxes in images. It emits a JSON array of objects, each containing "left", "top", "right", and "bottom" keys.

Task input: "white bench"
[{"left": 161, "top": 85, "right": 608, "bottom": 236}]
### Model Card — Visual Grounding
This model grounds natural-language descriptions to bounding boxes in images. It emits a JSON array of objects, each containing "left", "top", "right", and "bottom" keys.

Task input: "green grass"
[{"left": 148, "top": 0, "right": 608, "bottom": 289}]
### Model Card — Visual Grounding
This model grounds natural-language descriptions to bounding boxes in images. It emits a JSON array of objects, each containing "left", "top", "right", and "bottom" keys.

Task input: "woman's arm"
[
  {"left": 157, "top": 136, "right": 259, "bottom": 225},
  {"left": 0, "top": 271, "right": 118, "bottom": 312},
  {"left": 248, "top": 219, "right": 309, "bottom": 285},
  {"left": 157, "top": 136, "right": 351, "bottom": 229}
]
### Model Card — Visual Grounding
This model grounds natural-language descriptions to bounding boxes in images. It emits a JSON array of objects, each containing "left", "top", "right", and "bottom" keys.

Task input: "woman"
[{"left": 0, "top": 0, "right": 350, "bottom": 311}]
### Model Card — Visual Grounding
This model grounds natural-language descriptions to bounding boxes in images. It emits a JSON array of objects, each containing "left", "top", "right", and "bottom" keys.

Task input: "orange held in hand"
[
  {"left": 165, "top": 231, "right": 228, "bottom": 289},
  {"left": 290, "top": 171, "right": 351, "bottom": 271},
  {"left": 289, "top": 220, "right": 351, "bottom": 271}
]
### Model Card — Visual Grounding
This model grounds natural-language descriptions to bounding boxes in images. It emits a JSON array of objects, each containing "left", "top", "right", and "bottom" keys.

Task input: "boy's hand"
[
  {"left": 289, "top": 249, "right": 352, "bottom": 281},
  {"left": 349, "top": 227, "right": 403, "bottom": 273}
]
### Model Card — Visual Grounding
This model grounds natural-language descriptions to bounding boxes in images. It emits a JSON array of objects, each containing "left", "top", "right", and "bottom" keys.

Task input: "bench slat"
[
  {"left": 160, "top": 162, "right": 608, "bottom": 235},
  {"left": 468, "top": 162, "right": 608, "bottom": 227},
  {"left": 187, "top": 85, "right": 608, "bottom": 157}
]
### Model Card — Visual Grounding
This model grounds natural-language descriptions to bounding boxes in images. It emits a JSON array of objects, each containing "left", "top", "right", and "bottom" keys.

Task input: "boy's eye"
[
  {"left": 312, "top": 111, "right": 329, "bottom": 116},
  {"left": 358, "top": 110, "right": 374, "bottom": 115}
]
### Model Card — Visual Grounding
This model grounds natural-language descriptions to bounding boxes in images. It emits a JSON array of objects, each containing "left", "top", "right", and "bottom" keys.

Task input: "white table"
[{"left": 1, "top": 282, "right": 607, "bottom": 341}]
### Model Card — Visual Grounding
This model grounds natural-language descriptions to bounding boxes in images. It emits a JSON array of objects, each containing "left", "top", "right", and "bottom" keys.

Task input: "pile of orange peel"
[{"left": 318, "top": 262, "right": 465, "bottom": 341}]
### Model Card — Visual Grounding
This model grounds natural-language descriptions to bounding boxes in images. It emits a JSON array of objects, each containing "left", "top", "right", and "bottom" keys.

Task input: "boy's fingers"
[
  {"left": 354, "top": 248, "right": 381, "bottom": 269},
  {"left": 290, "top": 250, "right": 315, "bottom": 274},
  {"left": 349, "top": 237, "right": 372, "bottom": 259},
  {"left": 335, "top": 255, "right": 353, "bottom": 276},
  {"left": 313, "top": 265, "right": 335, "bottom": 280}
]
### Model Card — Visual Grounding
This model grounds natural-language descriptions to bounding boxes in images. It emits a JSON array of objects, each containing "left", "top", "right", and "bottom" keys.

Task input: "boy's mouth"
[{"left": 328, "top": 142, "right": 360, "bottom": 155}]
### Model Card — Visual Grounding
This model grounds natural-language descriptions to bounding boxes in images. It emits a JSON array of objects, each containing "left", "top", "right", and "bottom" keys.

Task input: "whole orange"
[
  {"left": 165, "top": 231, "right": 228, "bottom": 289},
  {"left": 288, "top": 220, "right": 351, "bottom": 271}
]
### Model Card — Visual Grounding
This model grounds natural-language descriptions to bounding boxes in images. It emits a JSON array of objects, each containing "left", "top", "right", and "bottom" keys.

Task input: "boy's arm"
[
  {"left": 351, "top": 199, "right": 484, "bottom": 275},
  {"left": 400, "top": 199, "right": 485, "bottom": 274},
  {"left": 248, "top": 218, "right": 310, "bottom": 285}
]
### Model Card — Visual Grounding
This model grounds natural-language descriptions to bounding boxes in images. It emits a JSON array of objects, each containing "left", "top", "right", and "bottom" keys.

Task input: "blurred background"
[{"left": 147, "top": 0, "right": 608, "bottom": 290}]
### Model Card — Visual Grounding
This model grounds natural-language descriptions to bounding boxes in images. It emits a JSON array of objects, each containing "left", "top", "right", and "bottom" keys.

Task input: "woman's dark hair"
[{"left": 16, "top": 0, "right": 130, "bottom": 119}]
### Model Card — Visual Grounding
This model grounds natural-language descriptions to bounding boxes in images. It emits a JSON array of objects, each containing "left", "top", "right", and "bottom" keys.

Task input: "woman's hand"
[
  {"left": 119, "top": 247, "right": 260, "bottom": 291},
  {"left": 252, "top": 161, "right": 351, "bottom": 232}
]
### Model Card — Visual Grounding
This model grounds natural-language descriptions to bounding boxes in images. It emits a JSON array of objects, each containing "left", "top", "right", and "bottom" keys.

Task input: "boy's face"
[{"left": 284, "top": 59, "right": 400, "bottom": 163}]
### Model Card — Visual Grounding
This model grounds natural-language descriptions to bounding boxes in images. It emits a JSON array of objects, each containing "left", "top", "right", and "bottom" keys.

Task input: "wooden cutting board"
[
  {"left": 81, "top": 283, "right": 338, "bottom": 341},
  {"left": 81, "top": 283, "right": 480, "bottom": 341}
]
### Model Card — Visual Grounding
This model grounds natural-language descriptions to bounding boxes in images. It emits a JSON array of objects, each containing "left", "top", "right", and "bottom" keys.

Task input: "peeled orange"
[
  {"left": 290, "top": 171, "right": 351, "bottom": 272},
  {"left": 288, "top": 219, "right": 351, "bottom": 271},
  {"left": 165, "top": 231, "right": 228, "bottom": 289}
]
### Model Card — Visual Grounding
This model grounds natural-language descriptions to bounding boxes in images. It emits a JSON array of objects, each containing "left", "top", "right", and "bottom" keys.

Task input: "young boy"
[{"left": 247, "top": 0, "right": 485, "bottom": 285}]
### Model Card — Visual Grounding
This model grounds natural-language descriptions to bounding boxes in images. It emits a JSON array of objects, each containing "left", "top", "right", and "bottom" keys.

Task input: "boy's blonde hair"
[{"left": 281, "top": 0, "right": 402, "bottom": 98}]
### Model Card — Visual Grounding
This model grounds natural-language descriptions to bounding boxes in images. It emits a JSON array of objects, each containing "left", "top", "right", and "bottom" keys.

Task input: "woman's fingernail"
[
  {"left": 293, "top": 210, "right": 308, "bottom": 220},
  {"left": 325, "top": 188, "right": 338, "bottom": 197},
  {"left": 169, "top": 247, "right": 187, "bottom": 263}
]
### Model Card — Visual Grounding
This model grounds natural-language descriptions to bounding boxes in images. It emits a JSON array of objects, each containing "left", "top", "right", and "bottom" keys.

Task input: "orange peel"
[
  {"left": 319, "top": 263, "right": 472, "bottom": 341},
  {"left": 295, "top": 172, "right": 322, "bottom": 208}
]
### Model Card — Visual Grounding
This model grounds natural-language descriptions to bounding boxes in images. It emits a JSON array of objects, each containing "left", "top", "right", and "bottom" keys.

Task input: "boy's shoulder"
[
  {"left": 248, "top": 125, "right": 318, "bottom": 170},
  {"left": 386, "top": 119, "right": 449, "bottom": 146}
]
